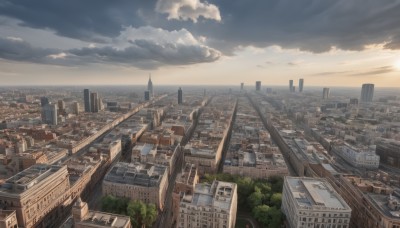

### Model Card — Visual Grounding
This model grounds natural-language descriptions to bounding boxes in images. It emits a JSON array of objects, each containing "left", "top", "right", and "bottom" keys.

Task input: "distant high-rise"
[
  {"left": 323, "top": 88, "right": 330, "bottom": 99},
  {"left": 83, "top": 89, "right": 91, "bottom": 112},
  {"left": 90, "top": 92, "right": 98, "bottom": 113},
  {"left": 72, "top": 101, "right": 80, "bottom": 115},
  {"left": 350, "top": 98, "right": 359, "bottom": 105},
  {"left": 40, "top": 97, "right": 49, "bottom": 107},
  {"left": 58, "top": 99, "right": 65, "bottom": 112},
  {"left": 255, "top": 81, "right": 261, "bottom": 91},
  {"left": 240, "top": 83, "right": 244, "bottom": 90},
  {"left": 178, "top": 87, "right": 183, "bottom": 104},
  {"left": 148, "top": 74, "right": 153, "bottom": 98},
  {"left": 144, "top": 91, "right": 150, "bottom": 101},
  {"left": 361, "top": 83, "right": 374, "bottom": 102},
  {"left": 289, "top": 80, "right": 294, "bottom": 92},
  {"left": 41, "top": 103, "right": 58, "bottom": 125},
  {"left": 299, "top": 78, "right": 304, "bottom": 92}
]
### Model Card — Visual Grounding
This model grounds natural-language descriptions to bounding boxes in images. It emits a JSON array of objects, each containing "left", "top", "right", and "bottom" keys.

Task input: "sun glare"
[{"left": 394, "top": 59, "right": 400, "bottom": 70}]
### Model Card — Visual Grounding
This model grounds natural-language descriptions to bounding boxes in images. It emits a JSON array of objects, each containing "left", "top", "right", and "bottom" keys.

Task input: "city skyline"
[{"left": 1, "top": 1, "right": 400, "bottom": 86}]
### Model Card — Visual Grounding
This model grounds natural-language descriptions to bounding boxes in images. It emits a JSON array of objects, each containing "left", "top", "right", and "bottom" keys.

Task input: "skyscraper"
[
  {"left": 148, "top": 74, "right": 153, "bottom": 99},
  {"left": 240, "top": 83, "right": 244, "bottom": 90},
  {"left": 40, "top": 97, "right": 49, "bottom": 107},
  {"left": 299, "top": 78, "right": 304, "bottom": 92},
  {"left": 361, "top": 83, "right": 374, "bottom": 102},
  {"left": 289, "top": 80, "right": 294, "bottom": 92},
  {"left": 41, "top": 103, "right": 58, "bottom": 125},
  {"left": 144, "top": 91, "right": 150, "bottom": 101},
  {"left": 255, "top": 81, "right": 261, "bottom": 91},
  {"left": 72, "top": 101, "right": 80, "bottom": 115},
  {"left": 323, "top": 88, "right": 330, "bottom": 99},
  {"left": 178, "top": 87, "right": 183, "bottom": 104},
  {"left": 90, "top": 92, "right": 98, "bottom": 113},
  {"left": 83, "top": 89, "right": 91, "bottom": 112}
]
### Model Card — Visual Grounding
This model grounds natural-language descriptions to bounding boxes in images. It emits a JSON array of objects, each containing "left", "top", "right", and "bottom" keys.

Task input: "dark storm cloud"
[
  {"left": 0, "top": 37, "right": 58, "bottom": 62},
  {"left": 0, "top": 37, "right": 220, "bottom": 69},
  {"left": 69, "top": 39, "right": 221, "bottom": 68},
  {"left": 1, "top": 0, "right": 400, "bottom": 54}
]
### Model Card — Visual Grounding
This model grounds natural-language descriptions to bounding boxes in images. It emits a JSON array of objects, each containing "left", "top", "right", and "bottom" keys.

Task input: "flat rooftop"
[
  {"left": 104, "top": 162, "right": 167, "bottom": 187},
  {"left": 184, "top": 180, "right": 236, "bottom": 212},
  {"left": 0, "top": 164, "right": 64, "bottom": 194},
  {"left": 79, "top": 211, "right": 130, "bottom": 228},
  {"left": 286, "top": 177, "right": 351, "bottom": 211}
]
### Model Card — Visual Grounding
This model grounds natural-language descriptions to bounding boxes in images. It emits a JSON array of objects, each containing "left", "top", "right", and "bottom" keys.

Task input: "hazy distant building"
[
  {"left": 144, "top": 91, "right": 150, "bottom": 101},
  {"left": 83, "top": 89, "right": 91, "bottom": 112},
  {"left": 72, "top": 101, "right": 80, "bottom": 115},
  {"left": 322, "top": 88, "right": 330, "bottom": 99},
  {"left": 90, "top": 92, "right": 98, "bottom": 113},
  {"left": 40, "top": 96, "right": 49, "bottom": 107},
  {"left": 256, "top": 81, "right": 261, "bottom": 91},
  {"left": 266, "top": 88, "right": 273, "bottom": 94},
  {"left": 338, "top": 143, "right": 380, "bottom": 169},
  {"left": 178, "top": 87, "right": 183, "bottom": 104},
  {"left": 299, "top": 78, "right": 304, "bottom": 92},
  {"left": 376, "top": 141, "right": 400, "bottom": 169},
  {"left": 41, "top": 103, "right": 58, "bottom": 125},
  {"left": 240, "top": 83, "right": 244, "bottom": 90},
  {"left": 282, "top": 177, "right": 351, "bottom": 228},
  {"left": 177, "top": 180, "right": 238, "bottom": 228},
  {"left": 289, "top": 80, "right": 294, "bottom": 92},
  {"left": 361, "top": 83, "right": 374, "bottom": 102},
  {"left": 98, "top": 97, "right": 104, "bottom": 111},
  {"left": 148, "top": 75, "right": 153, "bottom": 98},
  {"left": 349, "top": 98, "right": 359, "bottom": 105}
]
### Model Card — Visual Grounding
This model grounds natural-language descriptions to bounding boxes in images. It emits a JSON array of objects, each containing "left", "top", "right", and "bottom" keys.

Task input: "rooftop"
[
  {"left": 0, "top": 164, "right": 64, "bottom": 194},
  {"left": 79, "top": 211, "right": 130, "bottom": 228},
  {"left": 285, "top": 177, "right": 351, "bottom": 211},
  {"left": 183, "top": 180, "right": 236, "bottom": 212},
  {"left": 104, "top": 162, "right": 167, "bottom": 187}
]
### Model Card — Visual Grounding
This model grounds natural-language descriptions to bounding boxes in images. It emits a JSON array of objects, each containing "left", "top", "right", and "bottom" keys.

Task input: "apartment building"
[
  {"left": 102, "top": 162, "right": 168, "bottom": 210},
  {"left": 0, "top": 164, "right": 70, "bottom": 228},
  {"left": 177, "top": 180, "right": 237, "bottom": 228},
  {"left": 282, "top": 177, "right": 351, "bottom": 228}
]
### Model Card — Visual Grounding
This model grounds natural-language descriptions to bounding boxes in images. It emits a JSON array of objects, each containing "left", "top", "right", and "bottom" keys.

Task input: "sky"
[{"left": 1, "top": 0, "right": 400, "bottom": 87}]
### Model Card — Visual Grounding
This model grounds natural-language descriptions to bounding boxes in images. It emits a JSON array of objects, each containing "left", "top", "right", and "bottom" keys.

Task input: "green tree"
[
  {"left": 247, "top": 188, "right": 264, "bottom": 208},
  {"left": 127, "top": 200, "right": 157, "bottom": 228},
  {"left": 270, "top": 193, "right": 282, "bottom": 208},
  {"left": 252, "top": 205, "right": 270, "bottom": 226}
]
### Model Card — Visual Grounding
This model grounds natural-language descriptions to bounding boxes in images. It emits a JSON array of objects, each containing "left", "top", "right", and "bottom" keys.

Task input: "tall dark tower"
[
  {"left": 256, "top": 81, "right": 261, "bottom": 91},
  {"left": 90, "top": 92, "right": 98, "bottom": 113},
  {"left": 299, "top": 79, "right": 304, "bottom": 92},
  {"left": 147, "top": 74, "right": 153, "bottom": 99},
  {"left": 178, "top": 87, "right": 183, "bottom": 104},
  {"left": 289, "top": 80, "right": 294, "bottom": 92},
  {"left": 361, "top": 83, "right": 374, "bottom": 103},
  {"left": 83, "top": 89, "right": 91, "bottom": 112},
  {"left": 40, "top": 97, "right": 49, "bottom": 107}
]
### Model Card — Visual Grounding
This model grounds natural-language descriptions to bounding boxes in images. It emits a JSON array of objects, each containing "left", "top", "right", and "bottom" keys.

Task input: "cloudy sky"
[{"left": 1, "top": 0, "right": 400, "bottom": 87}]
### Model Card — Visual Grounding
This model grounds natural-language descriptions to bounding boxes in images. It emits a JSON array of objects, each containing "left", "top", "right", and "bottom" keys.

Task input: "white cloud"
[
  {"left": 6, "top": 36, "right": 23, "bottom": 42},
  {"left": 155, "top": 0, "right": 221, "bottom": 22},
  {"left": 116, "top": 26, "right": 202, "bottom": 48},
  {"left": 47, "top": 52, "right": 67, "bottom": 59}
]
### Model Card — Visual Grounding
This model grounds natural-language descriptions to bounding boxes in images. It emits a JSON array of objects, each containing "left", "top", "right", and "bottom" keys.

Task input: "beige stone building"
[
  {"left": 0, "top": 210, "right": 18, "bottom": 228},
  {"left": 172, "top": 164, "right": 199, "bottom": 225},
  {"left": 282, "top": 177, "right": 352, "bottom": 228},
  {"left": 71, "top": 198, "right": 131, "bottom": 228},
  {"left": 102, "top": 162, "right": 168, "bottom": 210},
  {"left": 0, "top": 164, "right": 70, "bottom": 228},
  {"left": 177, "top": 180, "right": 237, "bottom": 228}
]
